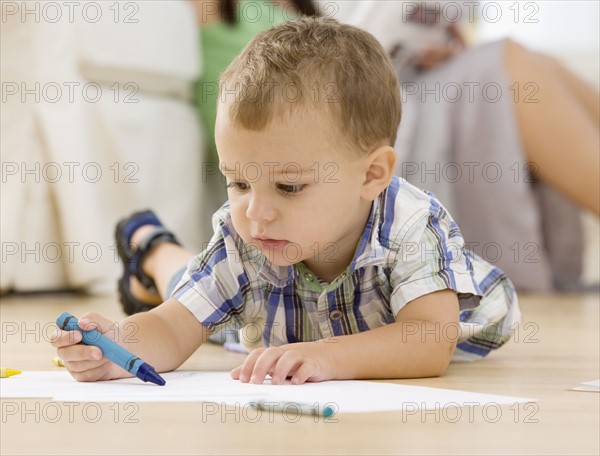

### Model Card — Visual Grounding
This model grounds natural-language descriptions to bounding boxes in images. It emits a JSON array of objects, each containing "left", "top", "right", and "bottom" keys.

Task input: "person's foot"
[
  {"left": 115, "top": 210, "right": 181, "bottom": 315},
  {"left": 128, "top": 224, "right": 163, "bottom": 305}
]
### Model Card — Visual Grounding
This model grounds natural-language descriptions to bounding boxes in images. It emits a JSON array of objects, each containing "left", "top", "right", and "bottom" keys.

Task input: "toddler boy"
[{"left": 52, "top": 17, "right": 520, "bottom": 384}]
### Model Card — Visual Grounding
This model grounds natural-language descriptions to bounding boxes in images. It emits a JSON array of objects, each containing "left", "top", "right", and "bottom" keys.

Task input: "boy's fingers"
[
  {"left": 78, "top": 312, "right": 118, "bottom": 336},
  {"left": 53, "top": 311, "right": 117, "bottom": 347},
  {"left": 290, "top": 362, "right": 316, "bottom": 385},
  {"left": 248, "top": 347, "right": 285, "bottom": 384},
  {"left": 69, "top": 362, "right": 115, "bottom": 383},
  {"left": 238, "top": 348, "right": 267, "bottom": 383},
  {"left": 48, "top": 327, "right": 61, "bottom": 344},
  {"left": 57, "top": 344, "right": 103, "bottom": 362},
  {"left": 271, "top": 351, "right": 302, "bottom": 384},
  {"left": 230, "top": 365, "right": 242, "bottom": 379},
  {"left": 50, "top": 329, "right": 82, "bottom": 347},
  {"left": 64, "top": 357, "right": 111, "bottom": 374}
]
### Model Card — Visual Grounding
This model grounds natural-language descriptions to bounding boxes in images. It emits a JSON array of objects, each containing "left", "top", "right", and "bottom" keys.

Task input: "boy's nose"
[{"left": 245, "top": 194, "right": 277, "bottom": 222}]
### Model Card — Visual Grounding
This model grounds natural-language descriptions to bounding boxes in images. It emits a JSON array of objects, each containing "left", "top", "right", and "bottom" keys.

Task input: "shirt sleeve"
[
  {"left": 171, "top": 220, "right": 250, "bottom": 333},
  {"left": 389, "top": 199, "right": 482, "bottom": 316}
]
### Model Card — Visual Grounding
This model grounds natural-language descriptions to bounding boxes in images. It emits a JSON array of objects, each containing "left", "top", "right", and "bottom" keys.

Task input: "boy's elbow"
[
  {"left": 426, "top": 341, "right": 456, "bottom": 377},
  {"left": 400, "top": 342, "right": 455, "bottom": 378},
  {"left": 422, "top": 358, "right": 451, "bottom": 378},
  {"left": 431, "top": 358, "right": 452, "bottom": 377}
]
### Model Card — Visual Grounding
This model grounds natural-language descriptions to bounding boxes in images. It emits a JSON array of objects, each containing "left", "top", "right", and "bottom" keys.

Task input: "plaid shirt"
[{"left": 173, "top": 177, "right": 520, "bottom": 361}]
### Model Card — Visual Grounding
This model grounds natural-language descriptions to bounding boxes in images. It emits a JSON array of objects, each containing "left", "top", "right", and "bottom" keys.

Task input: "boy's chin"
[
  {"left": 263, "top": 255, "right": 297, "bottom": 267},
  {"left": 260, "top": 250, "right": 306, "bottom": 268}
]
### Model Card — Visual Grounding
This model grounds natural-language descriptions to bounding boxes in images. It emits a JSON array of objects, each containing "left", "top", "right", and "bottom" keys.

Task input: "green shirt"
[{"left": 194, "top": 1, "right": 287, "bottom": 163}]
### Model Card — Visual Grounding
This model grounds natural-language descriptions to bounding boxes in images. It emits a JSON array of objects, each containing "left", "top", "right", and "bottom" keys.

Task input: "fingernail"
[
  {"left": 249, "top": 375, "right": 257, "bottom": 384},
  {"left": 91, "top": 350, "right": 101, "bottom": 360},
  {"left": 240, "top": 374, "right": 248, "bottom": 382}
]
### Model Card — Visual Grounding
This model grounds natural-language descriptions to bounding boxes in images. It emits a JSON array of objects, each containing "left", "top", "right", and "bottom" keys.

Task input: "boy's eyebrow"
[{"left": 220, "top": 165, "right": 321, "bottom": 175}]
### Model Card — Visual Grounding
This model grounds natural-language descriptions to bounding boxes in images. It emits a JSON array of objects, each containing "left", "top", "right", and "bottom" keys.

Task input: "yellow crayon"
[
  {"left": 52, "top": 357, "right": 65, "bottom": 367},
  {"left": 0, "top": 368, "right": 22, "bottom": 378}
]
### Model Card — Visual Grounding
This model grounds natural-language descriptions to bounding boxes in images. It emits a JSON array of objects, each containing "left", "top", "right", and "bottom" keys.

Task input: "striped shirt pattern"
[{"left": 172, "top": 176, "right": 521, "bottom": 361}]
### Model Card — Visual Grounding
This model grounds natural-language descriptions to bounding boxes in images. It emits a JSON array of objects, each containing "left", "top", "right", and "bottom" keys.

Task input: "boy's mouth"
[{"left": 253, "top": 237, "right": 290, "bottom": 250}]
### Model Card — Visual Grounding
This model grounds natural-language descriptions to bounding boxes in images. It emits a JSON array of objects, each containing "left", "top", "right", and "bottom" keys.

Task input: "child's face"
[{"left": 215, "top": 106, "right": 374, "bottom": 280}]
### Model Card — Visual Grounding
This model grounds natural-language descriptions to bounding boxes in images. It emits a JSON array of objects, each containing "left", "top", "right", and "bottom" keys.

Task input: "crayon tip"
[
  {"left": 1, "top": 368, "right": 22, "bottom": 378},
  {"left": 147, "top": 370, "right": 167, "bottom": 386},
  {"left": 137, "top": 363, "right": 166, "bottom": 386}
]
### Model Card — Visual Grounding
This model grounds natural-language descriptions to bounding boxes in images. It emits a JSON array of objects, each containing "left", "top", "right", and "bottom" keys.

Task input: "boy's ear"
[{"left": 361, "top": 146, "right": 397, "bottom": 201}]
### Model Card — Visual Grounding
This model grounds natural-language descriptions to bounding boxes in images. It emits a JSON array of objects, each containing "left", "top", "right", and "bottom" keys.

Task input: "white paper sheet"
[
  {"left": 0, "top": 371, "right": 79, "bottom": 398},
  {"left": 570, "top": 379, "right": 600, "bottom": 392},
  {"left": 1, "top": 371, "right": 536, "bottom": 413}
]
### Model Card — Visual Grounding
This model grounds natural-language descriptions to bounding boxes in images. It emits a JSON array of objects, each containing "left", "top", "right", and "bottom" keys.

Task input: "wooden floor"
[{"left": 1, "top": 292, "right": 598, "bottom": 455}]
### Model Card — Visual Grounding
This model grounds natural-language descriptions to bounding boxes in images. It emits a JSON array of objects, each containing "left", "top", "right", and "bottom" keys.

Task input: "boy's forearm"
[
  {"left": 113, "top": 298, "right": 208, "bottom": 373},
  {"left": 289, "top": 320, "right": 457, "bottom": 380}
]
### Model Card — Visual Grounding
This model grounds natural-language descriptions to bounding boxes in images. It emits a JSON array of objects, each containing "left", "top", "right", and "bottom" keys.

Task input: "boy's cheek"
[{"left": 229, "top": 210, "right": 249, "bottom": 234}]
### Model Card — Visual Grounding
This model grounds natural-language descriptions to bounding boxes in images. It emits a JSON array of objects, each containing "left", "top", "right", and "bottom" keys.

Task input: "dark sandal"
[
  {"left": 114, "top": 210, "right": 181, "bottom": 315},
  {"left": 117, "top": 276, "right": 157, "bottom": 316}
]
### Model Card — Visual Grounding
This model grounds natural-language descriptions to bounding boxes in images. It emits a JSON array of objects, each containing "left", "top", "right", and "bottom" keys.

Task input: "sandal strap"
[
  {"left": 118, "top": 276, "right": 157, "bottom": 316},
  {"left": 134, "top": 227, "right": 181, "bottom": 293}
]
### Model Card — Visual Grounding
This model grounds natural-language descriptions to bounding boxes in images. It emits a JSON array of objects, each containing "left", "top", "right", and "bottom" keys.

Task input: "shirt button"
[
  {"left": 330, "top": 310, "right": 343, "bottom": 321},
  {"left": 304, "top": 273, "right": 315, "bottom": 283}
]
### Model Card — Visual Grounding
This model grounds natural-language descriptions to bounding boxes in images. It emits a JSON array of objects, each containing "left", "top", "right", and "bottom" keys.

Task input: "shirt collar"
[
  {"left": 349, "top": 190, "right": 387, "bottom": 273},
  {"left": 257, "top": 256, "right": 298, "bottom": 288}
]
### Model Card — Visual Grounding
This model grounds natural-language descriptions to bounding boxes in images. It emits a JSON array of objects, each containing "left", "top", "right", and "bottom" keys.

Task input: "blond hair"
[{"left": 219, "top": 17, "right": 401, "bottom": 153}]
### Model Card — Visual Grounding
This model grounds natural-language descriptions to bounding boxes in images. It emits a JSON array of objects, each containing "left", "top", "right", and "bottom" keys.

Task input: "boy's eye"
[
  {"left": 277, "top": 183, "right": 306, "bottom": 194},
  {"left": 226, "top": 181, "right": 250, "bottom": 191}
]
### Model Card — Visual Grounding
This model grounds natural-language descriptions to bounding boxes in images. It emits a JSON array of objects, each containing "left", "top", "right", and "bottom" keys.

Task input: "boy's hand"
[
  {"left": 231, "top": 344, "right": 334, "bottom": 385},
  {"left": 50, "top": 312, "right": 127, "bottom": 382}
]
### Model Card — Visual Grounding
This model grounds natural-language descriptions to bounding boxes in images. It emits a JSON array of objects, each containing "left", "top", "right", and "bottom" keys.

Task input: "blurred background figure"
[
  {"left": 1, "top": 1, "right": 205, "bottom": 294},
  {"left": 332, "top": 0, "right": 599, "bottom": 291}
]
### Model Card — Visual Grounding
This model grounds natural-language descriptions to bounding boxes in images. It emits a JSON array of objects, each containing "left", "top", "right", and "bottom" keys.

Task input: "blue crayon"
[{"left": 56, "top": 312, "right": 166, "bottom": 386}]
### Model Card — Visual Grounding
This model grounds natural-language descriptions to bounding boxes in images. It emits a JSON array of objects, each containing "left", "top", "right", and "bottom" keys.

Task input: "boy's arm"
[
  {"left": 311, "top": 289, "right": 460, "bottom": 379},
  {"left": 232, "top": 289, "right": 459, "bottom": 384},
  {"left": 117, "top": 298, "right": 210, "bottom": 372},
  {"left": 53, "top": 298, "right": 210, "bottom": 382}
]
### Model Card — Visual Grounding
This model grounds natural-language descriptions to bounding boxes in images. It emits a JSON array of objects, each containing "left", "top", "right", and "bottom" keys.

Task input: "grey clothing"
[{"left": 394, "top": 40, "right": 583, "bottom": 291}]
